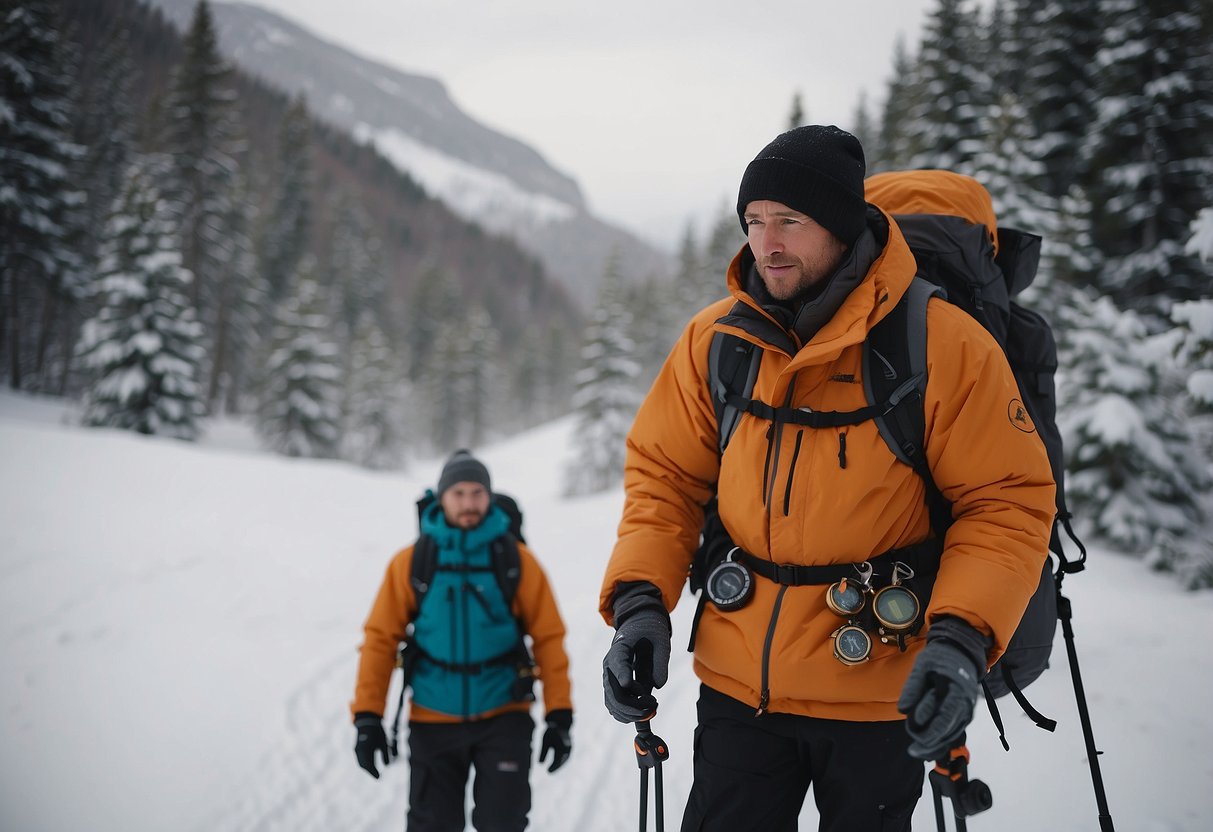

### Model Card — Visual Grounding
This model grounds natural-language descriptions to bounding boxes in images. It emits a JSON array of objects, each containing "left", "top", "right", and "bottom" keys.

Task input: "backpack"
[
  {"left": 387, "top": 491, "right": 534, "bottom": 753},
  {"left": 691, "top": 170, "right": 1087, "bottom": 742}
]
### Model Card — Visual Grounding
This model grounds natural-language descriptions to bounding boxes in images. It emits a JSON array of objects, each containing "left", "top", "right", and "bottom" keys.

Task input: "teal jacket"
[{"left": 408, "top": 501, "right": 524, "bottom": 717}]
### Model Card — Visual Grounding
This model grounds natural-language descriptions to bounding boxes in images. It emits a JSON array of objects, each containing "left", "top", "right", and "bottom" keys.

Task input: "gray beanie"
[
  {"left": 736, "top": 124, "right": 867, "bottom": 245},
  {"left": 437, "top": 449, "right": 491, "bottom": 496}
]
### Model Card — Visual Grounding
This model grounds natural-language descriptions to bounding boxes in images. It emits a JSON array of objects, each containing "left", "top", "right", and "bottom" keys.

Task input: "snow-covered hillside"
[{"left": 1, "top": 391, "right": 1210, "bottom": 831}]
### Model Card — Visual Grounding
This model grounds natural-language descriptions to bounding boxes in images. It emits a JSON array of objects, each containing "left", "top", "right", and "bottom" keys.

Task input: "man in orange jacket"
[
  {"left": 599, "top": 126, "right": 1055, "bottom": 831},
  {"left": 353, "top": 449, "right": 573, "bottom": 832}
]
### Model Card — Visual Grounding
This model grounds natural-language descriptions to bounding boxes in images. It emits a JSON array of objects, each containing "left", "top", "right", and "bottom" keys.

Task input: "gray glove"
[
  {"left": 897, "top": 617, "right": 990, "bottom": 760},
  {"left": 602, "top": 584, "right": 671, "bottom": 724}
]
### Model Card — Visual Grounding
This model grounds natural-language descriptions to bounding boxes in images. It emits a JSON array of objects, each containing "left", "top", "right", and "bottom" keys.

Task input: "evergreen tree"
[
  {"left": 328, "top": 191, "right": 384, "bottom": 340},
  {"left": 563, "top": 252, "right": 641, "bottom": 496},
  {"left": 341, "top": 311, "right": 409, "bottom": 469},
  {"left": 700, "top": 203, "right": 744, "bottom": 306},
  {"left": 1085, "top": 0, "right": 1213, "bottom": 314},
  {"left": 875, "top": 37, "right": 923, "bottom": 172},
  {"left": 901, "top": 0, "right": 988, "bottom": 171},
  {"left": 1013, "top": 0, "right": 1102, "bottom": 197},
  {"left": 850, "top": 91, "right": 879, "bottom": 170},
  {"left": 76, "top": 160, "right": 205, "bottom": 440},
  {"left": 1057, "top": 294, "right": 1208, "bottom": 561},
  {"left": 256, "top": 260, "right": 341, "bottom": 458},
  {"left": 206, "top": 172, "right": 264, "bottom": 412},
  {"left": 626, "top": 274, "right": 677, "bottom": 393},
  {"left": 786, "top": 90, "right": 806, "bottom": 130},
  {"left": 0, "top": 0, "right": 84, "bottom": 390},
  {"left": 259, "top": 95, "right": 312, "bottom": 303},
  {"left": 405, "top": 267, "right": 461, "bottom": 383},
  {"left": 160, "top": 0, "right": 246, "bottom": 397},
  {"left": 968, "top": 92, "right": 1053, "bottom": 233},
  {"left": 65, "top": 18, "right": 136, "bottom": 395}
]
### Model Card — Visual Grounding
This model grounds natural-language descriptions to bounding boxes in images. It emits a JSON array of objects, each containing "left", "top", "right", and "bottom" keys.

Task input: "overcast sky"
[{"left": 238, "top": 0, "right": 943, "bottom": 248}]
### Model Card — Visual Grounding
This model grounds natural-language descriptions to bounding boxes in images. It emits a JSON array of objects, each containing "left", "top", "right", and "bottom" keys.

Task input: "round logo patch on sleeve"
[{"left": 1007, "top": 399, "right": 1036, "bottom": 433}]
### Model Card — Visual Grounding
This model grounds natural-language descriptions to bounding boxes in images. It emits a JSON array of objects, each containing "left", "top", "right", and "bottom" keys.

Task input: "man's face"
[
  {"left": 440, "top": 482, "right": 491, "bottom": 529},
  {"left": 743, "top": 200, "right": 848, "bottom": 301}
]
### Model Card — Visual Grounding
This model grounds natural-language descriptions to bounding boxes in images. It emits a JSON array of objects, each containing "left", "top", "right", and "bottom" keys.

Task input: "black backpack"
[{"left": 692, "top": 202, "right": 1087, "bottom": 741}]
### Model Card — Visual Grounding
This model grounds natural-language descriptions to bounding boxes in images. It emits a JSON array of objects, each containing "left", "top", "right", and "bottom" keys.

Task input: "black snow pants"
[
  {"left": 681, "top": 685, "right": 924, "bottom": 832},
  {"left": 406, "top": 710, "right": 534, "bottom": 832}
]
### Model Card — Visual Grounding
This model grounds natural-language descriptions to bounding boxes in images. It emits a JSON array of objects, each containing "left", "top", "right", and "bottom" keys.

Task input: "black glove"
[
  {"left": 897, "top": 617, "right": 990, "bottom": 760},
  {"left": 354, "top": 712, "right": 391, "bottom": 779},
  {"left": 538, "top": 709, "right": 573, "bottom": 772},
  {"left": 603, "top": 583, "right": 671, "bottom": 724}
]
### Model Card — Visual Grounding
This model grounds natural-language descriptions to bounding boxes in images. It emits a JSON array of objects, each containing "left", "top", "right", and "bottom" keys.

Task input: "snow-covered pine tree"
[
  {"left": 901, "top": 0, "right": 988, "bottom": 171},
  {"left": 563, "top": 251, "right": 641, "bottom": 497},
  {"left": 699, "top": 203, "right": 743, "bottom": 306},
  {"left": 259, "top": 95, "right": 312, "bottom": 304},
  {"left": 205, "top": 171, "right": 265, "bottom": 412},
  {"left": 66, "top": 18, "right": 136, "bottom": 395},
  {"left": 0, "top": 0, "right": 84, "bottom": 391},
  {"left": 341, "top": 311, "right": 409, "bottom": 470},
  {"left": 1012, "top": 0, "right": 1101, "bottom": 197},
  {"left": 1057, "top": 293, "right": 1208, "bottom": 565},
  {"left": 1084, "top": 0, "right": 1213, "bottom": 314},
  {"left": 419, "top": 302, "right": 498, "bottom": 451},
  {"left": 76, "top": 160, "right": 205, "bottom": 440},
  {"left": 328, "top": 191, "right": 384, "bottom": 343},
  {"left": 967, "top": 91, "right": 1053, "bottom": 232},
  {"left": 874, "top": 37, "right": 923, "bottom": 172},
  {"left": 405, "top": 267, "right": 461, "bottom": 385},
  {"left": 849, "top": 91, "right": 879, "bottom": 171},
  {"left": 160, "top": 0, "right": 246, "bottom": 394},
  {"left": 256, "top": 259, "right": 341, "bottom": 458}
]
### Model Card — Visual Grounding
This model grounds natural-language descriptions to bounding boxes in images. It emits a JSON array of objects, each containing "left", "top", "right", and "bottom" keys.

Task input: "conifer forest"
[{"left": 2, "top": 0, "right": 1211, "bottom": 585}]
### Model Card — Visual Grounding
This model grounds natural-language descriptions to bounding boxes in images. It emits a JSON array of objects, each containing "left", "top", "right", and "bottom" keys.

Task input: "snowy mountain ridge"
[{"left": 144, "top": 0, "right": 672, "bottom": 306}]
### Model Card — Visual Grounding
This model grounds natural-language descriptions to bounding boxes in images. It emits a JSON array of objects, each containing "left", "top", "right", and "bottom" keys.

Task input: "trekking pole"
[
  {"left": 633, "top": 720, "right": 670, "bottom": 832},
  {"left": 1057, "top": 587, "right": 1116, "bottom": 831},
  {"left": 928, "top": 742, "right": 992, "bottom": 832}
]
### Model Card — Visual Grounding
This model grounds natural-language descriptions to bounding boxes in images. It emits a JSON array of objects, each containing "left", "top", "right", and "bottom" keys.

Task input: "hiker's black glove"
[
  {"left": 539, "top": 709, "right": 573, "bottom": 773},
  {"left": 603, "top": 582, "right": 671, "bottom": 723},
  {"left": 898, "top": 617, "right": 991, "bottom": 760},
  {"left": 354, "top": 712, "right": 391, "bottom": 779}
]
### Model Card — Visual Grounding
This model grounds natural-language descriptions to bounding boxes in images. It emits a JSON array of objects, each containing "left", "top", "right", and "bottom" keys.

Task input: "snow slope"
[{"left": 1, "top": 390, "right": 1211, "bottom": 831}]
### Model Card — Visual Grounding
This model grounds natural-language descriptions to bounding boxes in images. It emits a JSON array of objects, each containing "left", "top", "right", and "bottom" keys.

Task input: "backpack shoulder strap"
[
  {"left": 709, "top": 330, "right": 762, "bottom": 454},
  {"left": 865, "top": 276, "right": 938, "bottom": 475},
  {"left": 409, "top": 534, "right": 437, "bottom": 615},
  {"left": 865, "top": 277, "right": 953, "bottom": 534},
  {"left": 489, "top": 535, "right": 523, "bottom": 607}
]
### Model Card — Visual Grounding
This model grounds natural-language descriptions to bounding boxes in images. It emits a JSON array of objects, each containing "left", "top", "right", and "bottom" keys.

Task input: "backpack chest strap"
[
  {"left": 724, "top": 373, "right": 925, "bottom": 431},
  {"left": 733, "top": 537, "right": 943, "bottom": 586}
]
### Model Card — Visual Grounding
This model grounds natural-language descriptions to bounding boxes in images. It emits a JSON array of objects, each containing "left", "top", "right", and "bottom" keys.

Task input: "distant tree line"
[
  {"left": 0, "top": 0, "right": 579, "bottom": 469},
  {"left": 565, "top": 0, "right": 1213, "bottom": 586}
]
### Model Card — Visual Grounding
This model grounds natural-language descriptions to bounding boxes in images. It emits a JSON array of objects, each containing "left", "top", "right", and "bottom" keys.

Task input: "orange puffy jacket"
[
  {"left": 600, "top": 192, "right": 1055, "bottom": 722},
  {"left": 352, "top": 537, "right": 572, "bottom": 724}
]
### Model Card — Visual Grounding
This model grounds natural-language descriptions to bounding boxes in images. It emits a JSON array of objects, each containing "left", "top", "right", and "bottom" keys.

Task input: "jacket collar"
[
  {"left": 420, "top": 499, "right": 510, "bottom": 553},
  {"left": 719, "top": 205, "right": 918, "bottom": 366}
]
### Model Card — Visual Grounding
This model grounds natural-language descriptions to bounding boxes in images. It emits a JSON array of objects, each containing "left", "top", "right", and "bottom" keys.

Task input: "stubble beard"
[{"left": 758, "top": 250, "right": 844, "bottom": 301}]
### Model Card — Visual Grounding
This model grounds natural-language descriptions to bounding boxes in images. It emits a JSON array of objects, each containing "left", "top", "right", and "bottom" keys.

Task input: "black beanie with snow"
[
  {"left": 736, "top": 124, "right": 867, "bottom": 245},
  {"left": 437, "top": 449, "right": 491, "bottom": 497}
]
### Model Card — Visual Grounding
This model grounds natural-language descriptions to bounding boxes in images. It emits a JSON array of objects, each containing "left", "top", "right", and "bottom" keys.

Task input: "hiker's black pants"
[
  {"left": 406, "top": 711, "right": 533, "bottom": 832},
  {"left": 681, "top": 685, "right": 924, "bottom": 832}
]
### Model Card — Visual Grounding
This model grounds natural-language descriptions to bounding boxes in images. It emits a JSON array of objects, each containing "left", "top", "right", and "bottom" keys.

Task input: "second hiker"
[{"left": 352, "top": 449, "right": 573, "bottom": 832}]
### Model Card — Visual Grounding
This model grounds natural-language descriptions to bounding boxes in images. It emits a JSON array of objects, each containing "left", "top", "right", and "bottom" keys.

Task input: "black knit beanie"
[
  {"left": 736, "top": 124, "right": 867, "bottom": 245},
  {"left": 437, "top": 449, "right": 491, "bottom": 496}
]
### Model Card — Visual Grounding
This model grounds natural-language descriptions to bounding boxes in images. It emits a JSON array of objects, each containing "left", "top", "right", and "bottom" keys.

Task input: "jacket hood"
[{"left": 864, "top": 169, "right": 1000, "bottom": 255}]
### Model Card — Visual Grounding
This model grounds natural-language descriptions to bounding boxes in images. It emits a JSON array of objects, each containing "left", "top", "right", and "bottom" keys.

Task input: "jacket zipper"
[
  {"left": 782, "top": 430, "right": 804, "bottom": 516},
  {"left": 756, "top": 584, "right": 789, "bottom": 715}
]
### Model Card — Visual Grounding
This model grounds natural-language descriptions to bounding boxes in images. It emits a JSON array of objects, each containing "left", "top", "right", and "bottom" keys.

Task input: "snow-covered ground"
[{"left": 2, "top": 389, "right": 1211, "bottom": 831}]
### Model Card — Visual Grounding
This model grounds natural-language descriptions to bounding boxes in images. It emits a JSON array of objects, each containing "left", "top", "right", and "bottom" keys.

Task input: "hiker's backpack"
[
  {"left": 387, "top": 491, "right": 534, "bottom": 753},
  {"left": 692, "top": 170, "right": 1087, "bottom": 734}
]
